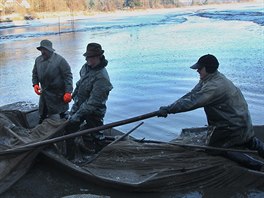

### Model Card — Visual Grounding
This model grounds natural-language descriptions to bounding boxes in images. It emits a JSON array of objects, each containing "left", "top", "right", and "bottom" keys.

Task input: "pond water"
[{"left": 0, "top": 2, "right": 263, "bottom": 197}]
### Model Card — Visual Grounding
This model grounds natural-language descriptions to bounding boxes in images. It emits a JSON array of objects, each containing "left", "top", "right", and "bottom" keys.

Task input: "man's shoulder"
[
  {"left": 79, "top": 63, "right": 88, "bottom": 74},
  {"left": 208, "top": 71, "right": 237, "bottom": 94},
  {"left": 210, "top": 71, "right": 229, "bottom": 83},
  {"left": 52, "top": 53, "right": 71, "bottom": 66},
  {"left": 215, "top": 72, "right": 235, "bottom": 86},
  {"left": 35, "top": 55, "right": 43, "bottom": 62},
  {"left": 52, "top": 53, "right": 65, "bottom": 60},
  {"left": 95, "top": 67, "right": 110, "bottom": 78},
  {"left": 202, "top": 72, "right": 228, "bottom": 90}
]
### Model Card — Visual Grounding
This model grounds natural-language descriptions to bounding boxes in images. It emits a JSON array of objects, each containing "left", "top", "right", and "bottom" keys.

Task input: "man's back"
[{"left": 203, "top": 71, "right": 254, "bottom": 147}]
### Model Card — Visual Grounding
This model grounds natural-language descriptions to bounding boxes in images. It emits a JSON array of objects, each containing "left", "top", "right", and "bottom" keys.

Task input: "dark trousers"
[
  {"left": 39, "top": 100, "right": 66, "bottom": 124},
  {"left": 222, "top": 137, "right": 264, "bottom": 171},
  {"left": 80, "top": 116, "right": 103, "bottom": 144},
  {"left": 246, "top": 137, "right": 264, "bottom": 158},
  {"left": 39, "top": 101, "right": 48, "bottom": 124},
  {"left": 223, "top": 151, "right": 264, "bottom": 171},
  {"left": 65, "top": 115, "right": 103, "bottom": 159}
]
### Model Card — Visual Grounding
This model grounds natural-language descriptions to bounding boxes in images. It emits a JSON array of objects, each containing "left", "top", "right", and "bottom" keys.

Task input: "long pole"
[
  {"left": 85, "top": 122, "right": 145, "bottom": 164},
  {"left": 0, "top": 111, "right": 159, "bottom": 155},
  {"left": 136, "top": 140, "right": 258, "bottom": 154}
]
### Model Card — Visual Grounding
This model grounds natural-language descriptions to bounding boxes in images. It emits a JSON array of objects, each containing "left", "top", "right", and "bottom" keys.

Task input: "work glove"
[
  {"left": 63, "top": 92, "right": 72, "bottom": 103},
  {"left": 67, "top": 113, "right": 81, "bottom": 133},
  {"left": 33, "top": 84, "right": 41, "bottom": 95},
  {"left": 157, "top": 106, "right": 169, "bottom": 118},
  {"left": 68, "top": 113, "right": 81, "bottom": 124}
]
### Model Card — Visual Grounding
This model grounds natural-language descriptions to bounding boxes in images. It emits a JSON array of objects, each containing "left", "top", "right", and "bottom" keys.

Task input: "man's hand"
[
  {"left": 63, "top": 92, "right": 72, "bottom": 103},
  {"left": 68, "top": 113, "right": 80, "bottom": 123},
  {"left": 33, "top": 84, "right": 41, "bottom": 95},
  {"left": 66, "top": 113, "right": 81, "bottom": 132},
  {"left": 157, "top": 106, "right": 169, "bottom": 118}
]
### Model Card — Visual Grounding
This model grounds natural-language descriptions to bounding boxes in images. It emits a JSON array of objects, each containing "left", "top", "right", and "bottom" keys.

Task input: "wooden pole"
[
  {"left": 136, "top": 139, "right": 258, "bottom": 154},
  {"left": 0, "top": 111, "right": 159, "bottom": 155},
  {"left": 85, "top": 122, "right": 145, "bottom": 164},
  {"left": 3, "top": 126, "right": 27, "bottom": 143}
]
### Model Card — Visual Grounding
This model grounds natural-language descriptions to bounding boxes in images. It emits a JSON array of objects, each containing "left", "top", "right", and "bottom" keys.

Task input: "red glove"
[
  {"left": 33, "top": 84, "right": 41, "bottom": 95},
  {"left": 63, "top": 92, "right": 72, "bottom": 103}
]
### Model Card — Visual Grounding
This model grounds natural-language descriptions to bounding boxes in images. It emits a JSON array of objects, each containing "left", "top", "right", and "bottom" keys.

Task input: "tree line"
[{"left": 1, "top": 0, "right": 251, "bottom": 15}]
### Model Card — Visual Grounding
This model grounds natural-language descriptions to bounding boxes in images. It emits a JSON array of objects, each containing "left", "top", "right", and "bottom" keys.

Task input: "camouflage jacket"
[{"left": 71, "top": 57, "right": 113, "bottom": 120}]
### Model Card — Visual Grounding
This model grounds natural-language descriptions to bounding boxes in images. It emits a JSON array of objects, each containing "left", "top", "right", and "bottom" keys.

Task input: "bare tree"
[{"left": 0, "top": 0, "right": 247, "bottom": 17}]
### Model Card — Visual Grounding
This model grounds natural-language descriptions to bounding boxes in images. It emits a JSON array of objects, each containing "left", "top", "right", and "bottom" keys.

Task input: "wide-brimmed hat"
[
  {"left": 190, "top": 54, "right": 219, "bottom": 71},
  {"left": 83, "top": 43, "right": 104, "bottom": 57},
  {"left": 37, "top": 39, "right": 55, "bottom": 52}
]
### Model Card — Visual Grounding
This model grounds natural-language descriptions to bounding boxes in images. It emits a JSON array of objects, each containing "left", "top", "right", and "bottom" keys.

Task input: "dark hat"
[
  {"left": 190, "top": 54, "right": 219, "bottom": 71},
  {"left": 37, "top": 39, "right": 55, "bottom": 52},
  {"left": 83, "top": 43, "right": 104, "bottom": 57}
]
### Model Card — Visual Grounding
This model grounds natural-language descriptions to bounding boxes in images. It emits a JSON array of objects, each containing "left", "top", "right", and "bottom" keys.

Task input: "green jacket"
[
  {"left": 71, "top": 56, "right": 113, "bottom": 120},
  {"left": 166, "top": 71, "right": 254, "bottom": 147},
  {"left": 32, "top": 53, "right": 73, "bottom": 115}
]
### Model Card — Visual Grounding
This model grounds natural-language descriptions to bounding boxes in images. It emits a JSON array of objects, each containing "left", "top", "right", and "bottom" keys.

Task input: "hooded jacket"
[
  {"left": 71, "top": 56, "right": 113, "bottom": 120},
  {"left": 166, "top": 71, "right": 254, "bottom": 147},
  {"left": 32, "top": 52, "right": 73, "bottom": 115}
]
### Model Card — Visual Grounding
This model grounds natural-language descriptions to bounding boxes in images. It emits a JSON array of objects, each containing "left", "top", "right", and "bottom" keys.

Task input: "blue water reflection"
[
  {"left": 0, "top": 2, "right": 264, "bottom": 197},
  {"left": 0, "top": 3, "right": 263, "bottom": 142}
]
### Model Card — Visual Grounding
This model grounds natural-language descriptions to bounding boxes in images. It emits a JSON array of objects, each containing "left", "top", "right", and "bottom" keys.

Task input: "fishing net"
[
  {"left": 44, "top": 126, "right": 264, "bottom": 192},
  {"left": 0, "top": 102, "right": 65, "bottom": 194},
  {"left": 0, "top": 102, "right": 264, "bottom": 193},
  {"left": 80, "top": 138, "right": 264, "bottom": 191}
]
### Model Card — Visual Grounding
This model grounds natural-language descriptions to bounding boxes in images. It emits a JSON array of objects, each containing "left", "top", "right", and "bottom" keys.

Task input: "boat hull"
[{"left": 1, "top": 101, "right": 264, "bottom": 193}]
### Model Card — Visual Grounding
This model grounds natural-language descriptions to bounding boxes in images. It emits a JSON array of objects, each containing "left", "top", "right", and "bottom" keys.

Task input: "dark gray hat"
[
  {"left": 83, "top": 43, "right": 104, "bottom": 57},
  {"left": 37, "top": 39, "right": 55, "bottom": 52},
  {"left": 191, "top": 54, "right": 219, "bottom": 70}
]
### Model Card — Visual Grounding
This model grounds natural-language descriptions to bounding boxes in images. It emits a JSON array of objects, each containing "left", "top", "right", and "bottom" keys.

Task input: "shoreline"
[
  {"left": 0, "top": 1, "right": 262, "bottom": 25},
  {"left": 36, "top": 1, "right": 264, "bottom": 21}
]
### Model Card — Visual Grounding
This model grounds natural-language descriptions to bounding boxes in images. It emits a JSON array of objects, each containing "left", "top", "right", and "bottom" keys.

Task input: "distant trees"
[
  {"left": 27, "top": 0, "right": 86, "bottom": 12},
  {"left": 0, "top": 0, "right": 251, "bottom": 16},
  {"left": 86, "top": 0, "right": 125, "bottom": 11}
]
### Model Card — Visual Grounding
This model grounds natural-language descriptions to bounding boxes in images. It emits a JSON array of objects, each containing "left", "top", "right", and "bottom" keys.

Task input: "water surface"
[{"left": 0, "top": 3, "right": 264, "bottom": 197}]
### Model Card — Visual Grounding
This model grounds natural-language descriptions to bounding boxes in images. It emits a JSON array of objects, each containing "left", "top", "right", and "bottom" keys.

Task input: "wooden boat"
[
  {"left": 0, "top": 102, "right": 264, "bottom": 194},
  {"left": 41, "top": 128, "right": 264, "bottom": 192}
]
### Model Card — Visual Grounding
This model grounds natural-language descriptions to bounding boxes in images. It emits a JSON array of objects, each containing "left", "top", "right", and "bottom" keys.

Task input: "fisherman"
[
  {"left": 157, "top": 54, "right": 264, "bottom": 171},
  {"left": 32, "top": 39, "right": 73, "bottom": 124},
  {"left": 66, "top": 42, "right": 113, "bottom": 159}
]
